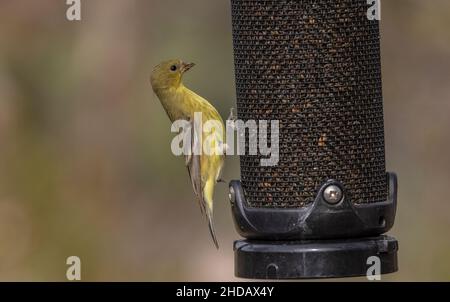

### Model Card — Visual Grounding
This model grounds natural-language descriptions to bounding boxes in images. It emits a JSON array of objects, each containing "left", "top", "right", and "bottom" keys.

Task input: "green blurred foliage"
[{"left": 0, "top": 0, "right": 449, "bottom": 281}]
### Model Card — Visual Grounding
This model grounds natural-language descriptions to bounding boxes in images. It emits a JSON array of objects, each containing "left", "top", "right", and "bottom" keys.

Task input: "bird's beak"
[{"left": 181, "top": 62, "right": 195, "bottom": 73}]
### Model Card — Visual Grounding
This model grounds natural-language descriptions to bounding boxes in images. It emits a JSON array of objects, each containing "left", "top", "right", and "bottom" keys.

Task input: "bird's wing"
[{"left": 185, "top": 119, "right": 206, "bottom": 215}]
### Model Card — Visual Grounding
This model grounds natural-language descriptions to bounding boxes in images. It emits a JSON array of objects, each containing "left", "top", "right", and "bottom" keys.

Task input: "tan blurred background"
[{"left": 0, "top": 0, "right": 448, "bottom": 281}]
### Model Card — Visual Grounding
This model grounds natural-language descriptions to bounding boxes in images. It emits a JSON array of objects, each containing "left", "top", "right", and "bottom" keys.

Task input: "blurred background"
[{"left": 0, "top": 0, "right": 449, "bottom": 281}]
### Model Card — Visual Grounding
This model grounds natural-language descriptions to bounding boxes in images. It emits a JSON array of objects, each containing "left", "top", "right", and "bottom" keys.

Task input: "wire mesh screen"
[{"left": 231, "top": 0, "right": 387, "bottom": 208}]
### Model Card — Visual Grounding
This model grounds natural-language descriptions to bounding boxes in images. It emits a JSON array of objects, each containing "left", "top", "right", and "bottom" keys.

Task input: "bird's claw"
[{"left": 227, "top": 107, "right": 237, "bottom": 122}]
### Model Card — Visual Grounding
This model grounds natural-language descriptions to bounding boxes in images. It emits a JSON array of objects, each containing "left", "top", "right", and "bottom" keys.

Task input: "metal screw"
[
  {"left": 229, "top": 186, "right": 236, "bottom": 204},
  {"left": 323, "top": 184, "right": 343, "bottom": 204}
]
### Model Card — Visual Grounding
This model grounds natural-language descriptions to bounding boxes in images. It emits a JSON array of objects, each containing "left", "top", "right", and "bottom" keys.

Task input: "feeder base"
[{"left": 234, "top": 235, "right": 398, "bottom": 279}]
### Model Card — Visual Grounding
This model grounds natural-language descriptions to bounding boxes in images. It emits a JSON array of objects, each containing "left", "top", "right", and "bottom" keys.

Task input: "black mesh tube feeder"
[{"left": 228, "top": 0, "right": 398, "bottom": 279}]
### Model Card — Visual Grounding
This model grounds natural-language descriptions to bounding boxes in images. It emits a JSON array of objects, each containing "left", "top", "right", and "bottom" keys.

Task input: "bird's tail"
[
  {"left": 207, "top": 208, "right": 219, "bottom": 249},
  {"left": 204, "top": 179, "right": 219, "bottom": 249}
]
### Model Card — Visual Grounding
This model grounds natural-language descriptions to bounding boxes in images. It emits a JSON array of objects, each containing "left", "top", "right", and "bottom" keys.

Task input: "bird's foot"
[
  {"left": 227, "top": 107, "right": 237, "bottom": 122},
  {"left": 217, "top": 178, "right": 227, "bottom": 184}
]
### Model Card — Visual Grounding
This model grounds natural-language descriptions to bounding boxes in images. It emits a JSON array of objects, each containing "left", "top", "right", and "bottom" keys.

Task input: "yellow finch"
[{"left": 150, "top": 59, "right": 225, "bottom": 248}]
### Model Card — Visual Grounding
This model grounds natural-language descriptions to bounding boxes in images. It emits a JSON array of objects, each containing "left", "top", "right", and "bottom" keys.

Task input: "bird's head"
[{"left": 150, "top": 59, "right": 195, "bottom": 91}]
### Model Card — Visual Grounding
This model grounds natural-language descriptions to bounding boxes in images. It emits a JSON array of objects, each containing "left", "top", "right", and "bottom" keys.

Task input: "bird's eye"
[{"left": 170, "top": 65, "right": 177, "bottom": 71}]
